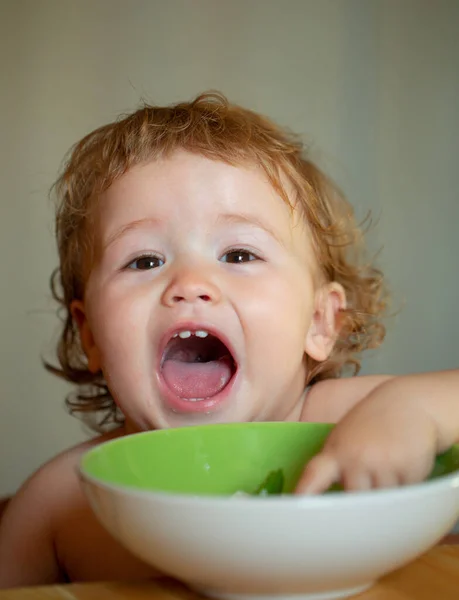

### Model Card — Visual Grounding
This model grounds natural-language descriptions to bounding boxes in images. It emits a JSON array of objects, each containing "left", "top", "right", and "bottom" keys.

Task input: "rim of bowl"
[{"left": 78, "top": 425, "right": 459, "bottom": 509}]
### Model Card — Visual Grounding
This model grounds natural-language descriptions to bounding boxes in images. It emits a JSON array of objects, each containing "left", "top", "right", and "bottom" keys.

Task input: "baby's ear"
[
  {"left": 304, "top": 283, "right": 346, "bottom": 362},
  {"left": 70, "top": 300, "right": 102, "bottom": 374}
]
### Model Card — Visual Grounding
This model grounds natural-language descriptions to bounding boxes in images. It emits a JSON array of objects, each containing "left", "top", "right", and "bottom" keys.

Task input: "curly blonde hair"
[{"left": 47, "top": 91, "right": 388, "bottom": 429}]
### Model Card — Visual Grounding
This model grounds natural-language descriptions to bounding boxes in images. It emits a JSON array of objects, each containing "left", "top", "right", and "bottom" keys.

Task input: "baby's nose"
[{"left": 161, "top": 269, "right": 222, "bottom": 306}]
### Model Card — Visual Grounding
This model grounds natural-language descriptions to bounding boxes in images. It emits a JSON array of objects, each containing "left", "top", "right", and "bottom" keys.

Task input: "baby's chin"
[
  {"left": 124, "top": 403, "right": 252, "bottom": 432},
  {"left": 156, "top": 407, "right": 246, "bottom": 429}
]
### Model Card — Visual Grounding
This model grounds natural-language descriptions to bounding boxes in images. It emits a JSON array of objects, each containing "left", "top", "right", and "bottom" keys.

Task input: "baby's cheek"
[{"left": 92, "top": 287, "right": 146, "bottom": 337}]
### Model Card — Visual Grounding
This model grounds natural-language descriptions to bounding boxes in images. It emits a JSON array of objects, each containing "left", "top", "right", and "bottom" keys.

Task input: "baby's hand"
[{"left": 295, "top": 389, "right": 439, "bottom": 494}]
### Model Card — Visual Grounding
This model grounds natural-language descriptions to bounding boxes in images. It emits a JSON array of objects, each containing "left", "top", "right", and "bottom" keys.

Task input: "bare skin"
[
  {"left": 0, "top": 428, "right": 158, "bottom": 587},
  {"left": 1, "top": 373, "right": 458, "bottom": 589}
]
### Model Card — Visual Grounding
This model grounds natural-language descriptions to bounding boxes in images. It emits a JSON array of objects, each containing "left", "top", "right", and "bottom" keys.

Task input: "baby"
[{"left": 0, "top": 92, "right": 458, "bottom": 588}]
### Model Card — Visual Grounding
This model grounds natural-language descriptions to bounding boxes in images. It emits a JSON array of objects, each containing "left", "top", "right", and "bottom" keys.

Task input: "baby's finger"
[
  {"left": 294, "top": 453, "right": 340, "bottom": 495},
  {"left": 371, "top": 469, "right": 401, "bottom": 490},
  {"left": 342, "top": 469, "right": 373, "bottom": 492}
]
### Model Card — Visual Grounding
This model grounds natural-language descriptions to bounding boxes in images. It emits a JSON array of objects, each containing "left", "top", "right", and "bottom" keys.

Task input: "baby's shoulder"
[
  {"left": 38, "top": 428, "right": 124, "bottom": 487},
  {"left": 18, "top": 428, "right": 124, "bottom": 510},
  {"left": 301, "top": 375, "right": 394, "bottom": 423},
  {"left": 3, "top": 428, "right": 124, "bottom": 536}
]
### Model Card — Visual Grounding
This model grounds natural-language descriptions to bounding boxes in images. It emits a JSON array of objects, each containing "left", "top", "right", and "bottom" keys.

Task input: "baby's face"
[{"left": 75, "top": 151, "right": 340, "bottom": 430}]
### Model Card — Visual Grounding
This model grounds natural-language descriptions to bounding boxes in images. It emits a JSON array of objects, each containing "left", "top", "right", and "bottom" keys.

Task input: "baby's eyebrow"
[
  {"left": 216, "top": 212, "right": 287, "bottom": 248},
  {"left": 103, "top": 217, "right": 163, "bottom": 250}
]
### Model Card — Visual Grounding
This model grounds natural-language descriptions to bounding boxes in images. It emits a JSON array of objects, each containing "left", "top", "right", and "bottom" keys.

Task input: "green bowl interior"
[{"left": 80, "top": 422, "right": 459, "bottom": 496}]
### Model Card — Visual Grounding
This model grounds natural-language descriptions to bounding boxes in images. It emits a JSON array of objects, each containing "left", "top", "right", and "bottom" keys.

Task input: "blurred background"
[{"left": 0, "top": 0, "right": 458, "bottom": 496}]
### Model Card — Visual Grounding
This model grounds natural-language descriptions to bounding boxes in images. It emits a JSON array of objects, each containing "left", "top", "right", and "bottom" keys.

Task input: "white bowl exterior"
[{"left": 81, "top": 476, "right": 459, "bottom": 596}]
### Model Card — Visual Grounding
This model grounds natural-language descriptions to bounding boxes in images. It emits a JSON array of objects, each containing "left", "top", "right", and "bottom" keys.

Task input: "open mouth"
[{"left": 160, "top": 329, "right": 237, "bottom": 404}]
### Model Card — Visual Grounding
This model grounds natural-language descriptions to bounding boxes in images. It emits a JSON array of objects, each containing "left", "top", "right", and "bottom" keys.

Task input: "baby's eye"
[
  {"left": 221, "top": 249, "right": 259, "bottom": 264},
  {"left": 126, "top": 255, "right": 164, "bottom": 270}
]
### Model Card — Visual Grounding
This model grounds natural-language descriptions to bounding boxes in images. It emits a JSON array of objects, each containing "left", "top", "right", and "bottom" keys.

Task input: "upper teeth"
[{"left": 173, "top": 330, "right": 209, "bottom": 339}]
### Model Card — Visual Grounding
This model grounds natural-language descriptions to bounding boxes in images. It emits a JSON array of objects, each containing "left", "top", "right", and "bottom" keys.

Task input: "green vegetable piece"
[
  {"left": 429, "top": 446, "right": 459, "bottom": 480},
  {"left": 254, "top": 468, "right": 285, "bottom": 495}
]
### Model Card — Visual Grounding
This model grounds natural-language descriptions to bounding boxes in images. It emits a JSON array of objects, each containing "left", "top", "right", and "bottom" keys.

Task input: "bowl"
[{"left": 79, "top": 422, "right": 459, "bottom": 600}]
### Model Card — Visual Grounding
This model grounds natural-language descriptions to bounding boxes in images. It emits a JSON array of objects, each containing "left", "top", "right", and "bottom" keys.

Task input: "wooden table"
[{"left": 1, "top": 546, "right": 459, "bottom": 600}]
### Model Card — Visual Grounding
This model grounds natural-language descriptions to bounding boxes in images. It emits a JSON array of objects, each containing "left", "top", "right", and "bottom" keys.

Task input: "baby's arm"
[
  {"left": 298, "top": 369, "right": 459, "bottom": 493},
  {"left": 0, "top": 462, "right": 63, "bottom": 587}
]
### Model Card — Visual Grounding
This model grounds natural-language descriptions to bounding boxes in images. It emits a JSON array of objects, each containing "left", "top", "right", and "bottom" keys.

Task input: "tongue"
[{"left": 162, "top": 357, "right": 233, "bottom": 399}]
